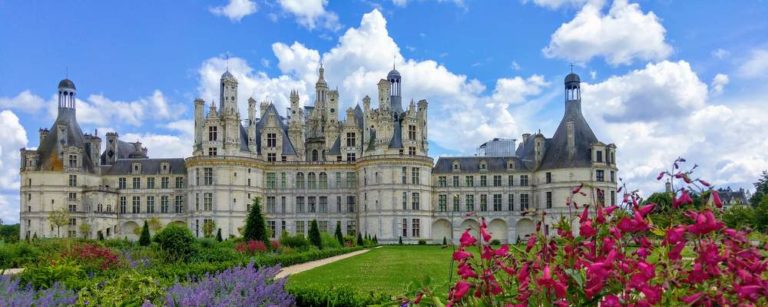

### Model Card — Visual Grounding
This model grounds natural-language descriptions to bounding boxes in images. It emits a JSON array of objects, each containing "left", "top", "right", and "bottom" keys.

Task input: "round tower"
[{"left": 58, "top": 79, "right": 77, "bottom": 111}]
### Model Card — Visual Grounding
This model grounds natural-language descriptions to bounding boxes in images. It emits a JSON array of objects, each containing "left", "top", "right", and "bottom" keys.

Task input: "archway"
[
  {"left": 459, "top": 219, "right": 480, "bottom": 233},
  {"left": 488, "top": 219, "right": 508, "bottom": 243},
  {"left": 515, "top": 219, "right": 535, "bottom": 243},
  {"left": 431, "top": 219, "right": 451, "bottom": 243},
  {"left": 121, "top": 221, "right": 140, "bottom": 241}
]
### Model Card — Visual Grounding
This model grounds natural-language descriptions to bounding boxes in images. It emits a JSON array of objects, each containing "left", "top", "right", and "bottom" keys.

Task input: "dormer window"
[
  {"left": 507, "top": 160, "right": 515, "bottom": 170},
  {"left": 161, "top": 162, "right": 170, "bottom": 174},
  {"left": 132, "top": 163, "right": 141, "bottom": 174},
  {"left": 596, "top": 151, "right": 603, "bottom": 163},
  {"left": 479, "top": 161, "right": 487, "bottom": 171},
  {"left": 68, "top": 154, "right": 78, "bottom": 168},
  {"left": 452, "top": 161, "right": 460, "bottom": 171}
]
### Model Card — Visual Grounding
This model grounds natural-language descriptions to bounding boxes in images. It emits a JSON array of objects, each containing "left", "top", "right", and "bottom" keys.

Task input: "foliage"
[
  {"left": 46, "top": 208, "right": 70, "bottom": 238},
  {"left": 235, "top": 240, "right": 268, "bottom": 255},
  {"left": 0, "top": 242, "right": 42, "bottom": 269},
  {"left": 321, "top": 232, "right": 343, "bottom": 249},
  {"left": 78, "top": 223, "right": 91, "bottom": 239},
  {"left": 20, "top": 260, "right": 86, "bottom": 289},
  {"left": 373, "top": 235, "right": 378, "bottom": 244},
  {"left": 288, "top": 284, "right": 389, "bottom": 307},
  {"left": 417, "top": 239, "right": 427, "bottom": 245},
  {"left": 408, "top": 158, "right": 768, "bottom": 306},
  {"left": 280, "top": 232, "right": 310, "bottom": 250},
  {"left": 308, "top": 220, "right": 322, "bottom": 249},
  {"left": 442, "top": 237, "right": 448, "bottom": 246},
  {"left": 65, "top": 243, "right": 121, "bottom": 271},
  {"left": 216, "top": 228, "right": 223, "bottom": 242},
  {"left": 139, "top": 220, "right": 151, "bottom": 246},
  {"left": 165, "top": 263, "right": 294, "bottom": 306},
  {"left": 356, "top": 233, "right": 364, "bottom": 246},
  {"left": 148, "top": 217, "right": 163, "bottom": 233},
  {"left": 154, "top": 223, "right": 196, "bottom": 263},
  {"left": 334, "top": 221, "right": 344, "bottom": 246},
  {"left": 244, "top": 198, "right": 268, "bottom": 244},
  {"left": 398, "top": 236, "right": 403, "bottom": 245},
  {"left": 721, "top": 204, "right": 757, "bottom": 230},
  {"left": 750, "top": 170, "right": 768, "bottom": 206},
  {"left": 0, "top": 224, "right": 20, "bottom": 243},
  {"left": 203, "top": 219, "right": 216, "bottom": 238},
  {"left": 0, "top": 275, "right": 77, "bottom": 306},
  {"left": 76, "top": 270, "right": 164, "bottom": 306}
]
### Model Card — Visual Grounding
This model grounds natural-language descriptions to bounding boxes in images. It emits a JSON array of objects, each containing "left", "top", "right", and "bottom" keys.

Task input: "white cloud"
[
  {"left": 737, "top": 49, "right": 768, "bottom": 79},
  {"left": 0, "top": 194, "right": 20, "bottom": 225},
  {"left": 543, "top": 0, "right": 672, "bottom": 66},
  {"left": 391, "top": 0, "right": 466, "bottom": 7},
  {"left": 40, "top": 90, "right": 181, "bottom": 127},
  {"left": 121, "top": 131, "right": 192, "bottom": 159},
  {"left": 210, "top": 0, "right": 258, "bottom": 22},
  {"left": 524, "top": 0, "right": 592, "bottom": 10},
  {"left": 277, "top": 0, "right": 340, "bottom": 30},
  {"left": 710, "top": 73, "right": 729, "bottom": 95},
  {"left": 711, "top": 48, "right": 730, "bottom": 60},
  {"left": 0, "top": 110, "right": 28, "bottom": 224},
  {"left": 0, "top": 90, "right": 46, "bottom": 113}
]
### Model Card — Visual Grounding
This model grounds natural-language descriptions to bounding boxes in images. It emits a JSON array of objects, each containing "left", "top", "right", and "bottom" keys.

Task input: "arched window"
[
  {"left": 319, "top": 172, "right": 328, "bottom": 189},
  {"left": 296, "top": 172, "right": 305, "bottom": 189},
  {"left": 312, "top": 150, "right": 319, "bottom": 162},
  {"left": 308, "top": 172, "right": 317, "bottom": 189}
]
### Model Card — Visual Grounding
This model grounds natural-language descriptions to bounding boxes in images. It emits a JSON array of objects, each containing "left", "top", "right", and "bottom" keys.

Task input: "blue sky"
[{"left": 1, "top": 0, "right": 767, "bottom": 223}]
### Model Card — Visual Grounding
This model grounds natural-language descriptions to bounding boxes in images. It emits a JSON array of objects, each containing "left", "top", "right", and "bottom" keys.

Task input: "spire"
[{"left": 316, "top": 62, "right": 327, "bottom": 88}]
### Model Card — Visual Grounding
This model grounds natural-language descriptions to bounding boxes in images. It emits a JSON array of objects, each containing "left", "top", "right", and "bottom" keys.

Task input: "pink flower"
[
  {"left": 453, "top": 248, "right": 472, "bottom": 261},
  {"left": 736, "top": 284, "right": 763, "bottom": 302},
  {"left": 669, "top": 241, "right": 685, "bottom": 261},
  {"left": 580, "top": 220, "right": 596, "bottom": 238},
  {"left": 665, "top": 225, "right": 687, "bottom": 245},
  {"left": 526, "top": 235, "right": 537, "bottom": 252},
  {"left": 699, "top": 179, "right": 711, "bottom": 187},
  {"left": 494, "top": 244, "right": 509, "bottom": 257},
  {"left": 637, "top": 203, "right": 655, "bottom": 217},
  {"left": 458, "top": 262, "right": 478, "bottom": 279},
  {"left": 481, "top": 245, "right": 494, "bottom": 260},
  {"left": 673, "top": 190, "right": 693, "bottom": 208},
  {"left": 452, "top": 280, "right": 472, "bottom": 300},
  {"left": 460, "top": 229, "right": 477, "bottom": 247},
  {"left": 656, "top": 172, "right": 665, "bottom": 180},
  {"left": 711, "top": 190, "right": 723, "bottom": 208},
  {"left": 680, "top": 292, "right": 704, "bottom": 304},
  {"left": 687, "top": 210, "right": 724, "bottom": 235},
  {"left": 602, "top": 295, "right": 621, "bottom": 307},
  {"left": 480, "top": 219, "right": 492, "bottom": 242},
  {"left": 572, "top": 183, "right": 584, "bottom": 194}
]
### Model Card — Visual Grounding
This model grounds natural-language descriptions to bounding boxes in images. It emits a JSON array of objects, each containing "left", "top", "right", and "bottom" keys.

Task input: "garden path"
[
  {"left": 276, "top": 247, "right": 379, "bottom": 279},
  {"left": 0, "top": 268, "right": 24, "bottom": 276}
]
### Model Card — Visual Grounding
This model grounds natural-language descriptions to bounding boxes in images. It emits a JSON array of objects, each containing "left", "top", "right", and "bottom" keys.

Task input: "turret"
[
  {"left": 105, "top": 132, "right": 119, "bottom": 165},
  {"left": 57, "top": 79, "right": 76, "bottom": 114},
  {"left": 248, "top": 98, "right": 257, "bottom": 153},
  {"left": 39, "top": 128, "right": 49, "bottom": 146},
  {"left": 387, "top": 67, "right": 402, "bottom": 113},
  {"left": 219, "top": 71, "right": 238, "bottom": 114},
  {"left": 377, "top": 79, "right": 390, "bottom": 110},
  {"left": 534, "top": 132, "right": 545, "bottom": 168}
]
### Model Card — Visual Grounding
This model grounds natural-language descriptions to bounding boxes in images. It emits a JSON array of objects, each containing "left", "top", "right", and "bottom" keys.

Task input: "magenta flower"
[
  {"left": 453, "top": 248, "right": 472, "bottom": 261},
  {"left": 602, "top": 295, "right": 621, "bottom": 307},
  {"left": 460, "top": 229, "right": 477, "bottom": 247},
  {"left": 580, "top": 220, "right": 597, "bottom": 238},
  {"left": 711, "top": 190, "right": 723, "bottom": 208},
  {"left": 526, "top": 235, "right": 537, "bottom": 252},
  {"left": 665, "top": 225, "right": 687, "bottom": 245},
  {"left": 458, "top": 262, "right": 478, "bottom": 279},
  {"left": 452, "top": 280, "right": 472, "bottom": 300},
  {"left": 494, "top": 244, "right": 509, "bottom": 257},
  {"left": 673, "top": 190, "right": 693, "bottom": 208},
  {"left": 656, "top": 172, "right": 665, "bottom": 180},
  {"left": 680, "top": 292, "right": 704, "bottom": 304},
  {"left": 687, "top": 210, "right": 724, "bottom": 235},
  {"left": 480, "top": 219, "right": 492, "bottom": 242}
]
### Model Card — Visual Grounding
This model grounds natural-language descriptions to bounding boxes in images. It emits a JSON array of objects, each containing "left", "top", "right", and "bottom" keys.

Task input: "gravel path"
[
  {"left": 1, "top": 268, "right": 24, "bottom": 276},
  {"left": 275, "top": 248, "right": 373, "bottom": 279}
]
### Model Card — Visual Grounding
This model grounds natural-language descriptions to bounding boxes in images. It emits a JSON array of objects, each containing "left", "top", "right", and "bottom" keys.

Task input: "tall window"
[
  {"left": 402, "top": 218, "right": 408, "bottom": 237},
  {"left": 203, "top": 194, "right": 212, "bottom": 211},
  {"left": 208, "top": 147, "right": 217, "bottom": 156},
  {"left": 267, "top": 221, "right": 276, "bottom": 238},
  {"left": 596, "top": 170, "right": 605, "bottom": 182},
  {"left": 480, "top": 194, "right": 488, "bottom": 211},
  {"left": 308, "top": 173, "right": 317, "bottom": 189},
  {"left": 493, "top": 175, "right": 502, "bottom": 187},
  {"left": 281, "top": 172, "right": 287, "bottom": 188},
  {"left": 508, "top": 194, "right": 514, "bottom": 211},
  {"left": 281, "top": 196, "right": 286, "bottom": 213},
  {"left": 546, "top": 191, "right": 553, "bottom": 209},
  {"left": 267, "top": 153, "right": 276, "bottom": 162},
  {"left": 546, "top": 172, "right": 552, "bottom": 184},
  {"left": 520, "top": 194, "right": 529, "bottom": 211},
  {"left": 161, "top": 196, "right": 169, "bottom": 213},
  {"left": 267, "top": 133, "right": 277, "bottom": 148},
  {"left": 267, "top": 196, "right": 276, "bottom": 213},
  {"left": 438, "top": 176, "right": 447, "bottom": 187},
  {"left": 133, "top": 177, "right": 140, "bottom": 189},
  {"left": 438, "top": 194, "right": 447, "bottom": 212},
  {"left": 408, "top": 125, "right": 416, "bottom": 140},
  {"left": 68, "top": 155, "right": 77, "bottom": 168},
  {"left": 118, "top": 177, "right": 126, "bottom": 189},
  {"left": 480, "top": 175, "right": 487, "bottom": 187},
  {"left": 161, "top": 177, "right": 169, "bottom": 189},
  {"left": 69, "top": 175, "right": 77, "bottom": 187},
  {"left": 208, "top": 126, "right": 218, "bottom": 141},
  {"left": 347, "top": 220, "right": 356, "bottom": 236},
  {"left": 147, "top": 177, "right": 155, "bottom": 189},
  {"left": 508, "top": 175, "right": 514, "bottom": 186},
  {"left": 408, "top": 147, "right": 416, "bottom": 156},
  {"left": 346, "top": 172, "right": 356, "bottom": 188},
  {"left": 453, "top": 176, "right": 459, "bottom": 187},
  {"left": 493, "top": 194, "right": 502, "bottom": 211},
  {"left": 412, "top": 168, "right": 420, "bottom": 185},
  {"left": 295, "top": 221, "right": 305, "bottom": 235},
  {"left": 119, "top": 196, "right": 127, "bottom": 214},
  {"left": 296, "top": 173, "right": 305, "bottom": 189},
  {"left": 296, "top": 197, "right": 305, "bottom": 213},
  {"left": 597, "top": 151, "right": 603, "bottom": 163},
  {"left": 175, "top": 177, "right": 184, "bottom": 188},
  {"left": 204, "top": 168, "right": 213, "bottom": 185},
  {"left": 412, "top": 192, "right": 420, "bottom": 210},
  {"left": 266, "top": 173, "right": 276, "bottom": 189},
  {"left": 319, "top": 173, "right": 328, "bottom": 189},
  {"left": 412, "top": 219, "right": 420, "bottom": 237},
  {"left": 132, "top": 196, "right": 140, "bottom": 213},
  {"left": 453, "top": 195, "right": 460, "bottom": 211},
  {"left": 147, "top": 196, "right": 155, "bottom": 213},
  {"left": 308, "top": 196, "right": 316, "bottom": 213},
  {"left": 466, "top": 195, "right": 475, "bottom": 212},
  {"left": 520, "top": 175, "right": 529, "bottom": 186},
  {"left": 465, "top": 176, "right": 474, "bottom": 187},
  {"left": 402, "top": 192, "right": 408, "bottom": 210},
  {"left": 347, "top": 196, "right": 356, "bottom": 212},
  {"left": 346, "top": 132, "right": 355, "bottom": 147},
  {"left": 402, "top": 167, "right": 407, "bottom": 184},
  {"left": 319, "top": 197, "right": 328, "bottom": 213},
  {"left": 174, "top": 196, "right": 184, "bottom": 213}
]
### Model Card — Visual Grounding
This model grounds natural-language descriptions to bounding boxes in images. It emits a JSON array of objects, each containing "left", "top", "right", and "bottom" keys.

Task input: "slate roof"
[
  {"left": 101, "top": 139, "right": 149, "bottom": 165},
  {"left": 58, "top": 79, "right": 76, "bottom": 89},
  {"left": 538, "top": 98, "right": 599, "bottom": 170},
  {"left": 255, "top": 103, "right": 297, "bottom": 156},
  {"left": 389, "top": 116, "right": 404, "bottom": 149},
  {"left": 717, "top": 187, "right": 749, "bottom": 205},
  {"left": 433, "top": 156, "right": 530, "bottom": 174},
  {"left": 36, "top": 108, "right": 96, "bottom": 173},
  {"left": 328, "top": 136, "right": 341, "bottom": 155},
  {"left": 101, "top": 158, "right": 186, "bottom": 175}
]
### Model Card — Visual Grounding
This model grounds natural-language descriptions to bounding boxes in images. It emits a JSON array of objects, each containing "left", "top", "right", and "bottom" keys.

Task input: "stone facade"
[{"left": 18, "top": 69, "right": 616, "bottom": 244}]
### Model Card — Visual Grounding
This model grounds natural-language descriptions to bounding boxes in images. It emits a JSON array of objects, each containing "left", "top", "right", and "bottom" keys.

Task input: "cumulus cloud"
[
  {"left": 524, "top": 0, "right": 592, "bottom": 9},
  {"left": 121, "top": 132, "right": 192, "bottom": 159},
  {"left": 277, "top": 0, "right": 340, "bottom": 30},
  {"left": 0, "top": 110, "right": 28, "bottom": 224},
  {"left": 737, "top": 49, "right": 768, "bottom": 79},
  {"left": 38, "top": 90, "right": 182, "bottom": 127},
  {"left": 0, "top": 90, "right": 46, "bottom": 113},
  {"left": 210, "top": 0, "right": 258, "bottom": 22},
  {"left": 391, "top": 0, "right": 466, "bottom": 7},
  {"left": 543, "top": 0, "right": 672, "bottom": 66},
  {"left": 0, "top": 194, "right": 20, "bottom": 225},
  {"left": 710, "top": 74, "right": 729, "bottom": 95}
]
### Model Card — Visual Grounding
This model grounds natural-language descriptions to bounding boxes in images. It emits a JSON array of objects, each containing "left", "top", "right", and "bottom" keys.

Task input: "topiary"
[
  {"left": 153, "top": 223, "right": 196, "bottom": 262},
  {"left": 308, "top": 220, "right": 322, "bottom": 249},
  {"left": 139, "top": 220, "right": 151, "bottom": 246},
  {"left": 244, "top": 197, "right": 268, "bottom": 244},
  {"left": 216, "top": 228, "right": 223, "bottom": 242},
  {"left": 398, "top": 236, "right": 403, "bottom": 245},
  {"left": 443, "top": 236, "right": 448, "bottom": 246},
  {"left": 373, "top": 235, "right": 378, "bottom": 244},
  {"left": 356, "top": 233, "right": 363, "bottom": 246},
  {"left": 334, "top": 221, "right": 344, "bottom": 246}
]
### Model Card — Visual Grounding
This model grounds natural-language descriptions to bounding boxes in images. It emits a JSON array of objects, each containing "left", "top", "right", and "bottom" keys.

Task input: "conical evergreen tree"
[
  {"left": 356, "top": 232, "right": 364, "bottom": 246},
  {"left": 244, "top": 198, "right": 268, "bottom": 244},
  {"left": 373, "top": 235, "right": 378, "bottom": 244},
  {"left": 97, "top": 231, "right": 104, "bottom": 241},
  {"left": 308, "top": 220, "right": 322, "bottom": 249},
  {"left": 398, "top": 236, "right": 403, "bottom": 245},
  {"left": 139, "top": 220, "right": 151, "bottom": 246},
  {"left": 216, "top": 228, "right": 223, "bottom": 242},
  {"left": 334, "top": 221, "right": 344, "bottom": 246},
  {"left": 443, "top": 236, "right": 447, "bottom": 246}
]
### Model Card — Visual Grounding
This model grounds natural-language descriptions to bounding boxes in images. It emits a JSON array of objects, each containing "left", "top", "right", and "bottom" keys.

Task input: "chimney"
[{"left": 39, "top": 128, "right": 49, "bottom": 146}]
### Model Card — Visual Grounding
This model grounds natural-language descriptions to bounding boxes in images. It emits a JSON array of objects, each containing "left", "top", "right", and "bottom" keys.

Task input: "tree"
[
  {"left": 753, "top": 197, "right": 768, "bottom": 233},
  {"left": 308, "top": 220, "right": 322, "bottom": 249},
  {"left": 47, "top": 208, "right": 70, "bottom": 238},
  {"left": 356, "top": 232, "right": 363, "bottom": 246},
  {"left": 334, "top": 221, "right": 344, "bottom": 246},
  {"left": 216, "top": 228, "right": 223, "bottom": 242},
  {"left": 97, "top": 231, "right": 104, "bottom": 241},
  {"left": 750, "top": 171, "right": 768, "bottom": 207},
  {"left": 721, "top": 204, "right": 756, "bottom": 230},
  {"left": 398, "top": 236, "right": 403, "bottom": 245},
  {"left": 373, "top": 235, "right": 378, "bottom": 244},
  {"left": 79, "top": 222, "right": 92, "bottom": 239},
  {"left": 139, "top": 220, "right": 151, "bottom": 246},
  {"left": 443, "top": 236, "right": 448, "bottom": 246},
  {"left": 244, "top": 198, "right": 268, "bottom": 243},
  {"left": 203, "top": 219, "right": 216, "bottom": 238}
]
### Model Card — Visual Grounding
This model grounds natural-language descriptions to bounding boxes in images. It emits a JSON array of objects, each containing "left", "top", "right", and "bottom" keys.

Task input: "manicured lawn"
[{"left": 287, "top": 245, "right": 456, "bottom": 296}]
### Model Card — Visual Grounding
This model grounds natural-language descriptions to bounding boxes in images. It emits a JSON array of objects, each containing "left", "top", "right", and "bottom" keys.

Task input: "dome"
[
  {"left": 387, "top": 68, "right": 401, "bottom": 81},
  {"left": 58, "top": 78, "right": 76, "bottom": 90},
  {"left": 564, "top": 72, "right": 580, "bottom": 84}
]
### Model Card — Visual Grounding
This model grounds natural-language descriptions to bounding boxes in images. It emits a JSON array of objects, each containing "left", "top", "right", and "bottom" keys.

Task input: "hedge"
[{"left": 287, "top": 285, "right": 391, "bottom": 307}]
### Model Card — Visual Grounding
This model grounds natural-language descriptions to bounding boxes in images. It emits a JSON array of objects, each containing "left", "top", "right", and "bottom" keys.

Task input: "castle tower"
[
  {"left": 219, "top": 71, "right": 238, "bottom": 115},
  {"left": 387, "top": 66, "right": 402, "bottom": 114},
  {"left": 58, "top": 79, "right": 77, "bottom": 112}
]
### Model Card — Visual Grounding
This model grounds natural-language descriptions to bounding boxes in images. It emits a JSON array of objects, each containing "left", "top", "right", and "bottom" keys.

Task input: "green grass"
[{"left": 287, "top": 245, "right": 456, "bottom": 297}]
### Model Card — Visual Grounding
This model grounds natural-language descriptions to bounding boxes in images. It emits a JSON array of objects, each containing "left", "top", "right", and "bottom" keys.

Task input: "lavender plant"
[
  {"left": 164, "top": 262, "right": 294, "bottom": 306},
  {"left": 0, "top": 275, "right": 76, "bottom": 306}
]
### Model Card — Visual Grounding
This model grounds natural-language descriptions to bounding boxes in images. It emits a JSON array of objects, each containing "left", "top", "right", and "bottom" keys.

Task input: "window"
[
  {"left": 453, "top": 195, "right": 460, "bottom": 211},
  {"left": 346, "top": 172, "right": 356, "bottom": 188},
  {"left": 412, "top": 168, "right": 420, "bottom": 185},
  {"left": 493, "top": 175, "right": 502, "bottom": 187},
  {"left": 408, "top": 125, "right": 416, "bottom": 140},
  {"left": 296, "top": 197, "right": 305, "bottom": 213},
  {"left": 264, "top": 153, "right": 275, "bottom": 162},
  {"left": 175, "top": 196, "right": 184, "bottom": 213},
  {"left": 308, "top": 173, "right": 317, "bottom": 189},
  {"left": 208, "top": 147, "right": 217, "bottom": 157},
  {"left": 402, "top": 192, "right": 408, "bottom": 210},
  {"left": 204, "top": 168, "right": 213, "bottom": 185},
  {"left": 68, "top": 155, "right": 77, "bottom": 168},
  {"left": 346, "top": 132, "right": 356, "bottom": 147},
  {"left": 597, "top": 150, "right": 603, "bottom": 163},
  {"left": 119, "top": 196, "right": 127, "bottom": 214},
  {"left": 281, "top": 220, "right": 286, "bottom": 232},
  {"left": 412, "top": 219, "right": 420, "bottom": 237},
  {"left": 465, "top": 176, "right": 474, "bottom": 187},
  {"left": 597, "top": 189, "right": 606, "bottom": 206},
  {"left": 408, "top": 147, "right": 416, "bottom": 156},
  {"left": 118, "top": 178, "right": 126, "bottom": 189},
  {"left": 69, "top": 204, "right": 77, "bottom": 212},
  {"left": 480, "top": 162, "right": 487, "bottom": 170},
  {"left": 267, "top": 221, "right": 276, "bottom": 238},
  {"left": 546, "top": 192, "right": 552, "bottom": 209},
  {"left": 546, "top": 172, "right": 552, "bottom": 184},
  {"left": 596, "top": 170, "right": 605, "bottom": 182},
  {"left": 204, "top": 193, "right": 213, "bottom": 211},
  {"left": 402, "top": 167, "right": 407, "bottom": 184},
  {"left": 281, "top": 196, "right": 286, "bottom": 213},
  {"left": 319, "top": 197, "right": 328, "bottom": 213},
  {"left": 161, "top": 196, "right": 169, "bottom": 213},
  {"left": 132, "top": 196, "right": 140, "bottom": 213},
  {"left": 266, "top": 173, "right": 276, "bottom": 189},
  {"left": 296, "top": 173, "right": 305, "bottom": 189},
  {"left": 68, "top": 192, "right": 77, "bottom": 201},
  {"left": 508, "top": 194, "right": 514, "bottom": 211},
  {"left": 347, "top": 196, "right": 355, "bottom": 212},
  {"left": 508, "top": 175, "right": 514, "bottom": 186},
  {"left": 267, "top": 196, "right": 276, "bottom": 213},
  {"left": 68, "top": 175, "right": 77, "bottom": 187},
  {"left": 281, "top": 173, "right": 287, "bottom": 188},
  {"left": 610, "top": 171, "right": 616, "bottom": 183},
  {"left": 438, "top": 176, "right": 447, "bottom": 187},
  {"left": 480, "top": 194, "right": 488, "bottom": 211},
  {"left": 520, "top": 175, "right": 529, "bottom": 186},
  {"left": 520, "top": 194, "right": 529, "bottom": 211},
  {"left": 69, "top": 218, "right": 76, "bottom": 226},
  {"left": 493, "top": 194, "right": 502, "bottom": 211},
  {"left": 133, "top": 177, "right": 140, "bottom": 189},
  {"left": 312, "top": 150, "right": 319, "bottom": 162},
  {"left": 438, "top": 195, "right": 447, "bottom": 212},
  {"left": 296, "top": 221, "right": 305, "bottom": 235},
  {"left": 480, "top": 175, "right": 487, "bottom": 187},
  {"left": 175, "top": 177, "right": 184, "bottom": 188},
  {"left": 336, "top": 196, "right": 342, "bottom": 212},
  {"left": 347, "top": 220, "right": 356, "bottom": 236},
  {"left": 466, "top": 195, "right": 475, "bottom": 212},
  {"left": 402, "top": 218, "right": 408, "bottom": 237},
  {"left": 319, "top": 173, "right": 328, "bottom": 189},
  {"left": 453, "top": 176, "right": 460, "bottom": 187},
  {"left": 267, "top": 133, "right": 277, "bottom": 148},
  {"left": 308, "top": 196, "right": 316, "bottom": 213},
  {"left": 147, "top": 177, "right": 155, "bottom": 189},
  {"left": 412, "top": 192, "right": 420, "bottom": 210},
  {"left": 345, "top": 153, "right": 355, "bottom": 162},
  {"left": 208, "top": 126, "right": 218, "bottom": 141},
  {"left": 319, "top": 221, "right": 328, "bottom": 233},
  {"left": 147, "top": 196, "right": 155, "bottom": 213},
  {"left": 161, "top": 177, "right": 169, "bottom": 189},
  {"left": 611, "top": 190, "right": 616, "bottom": 206}
]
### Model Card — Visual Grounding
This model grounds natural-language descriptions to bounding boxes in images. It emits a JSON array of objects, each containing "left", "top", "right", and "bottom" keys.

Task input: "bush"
[
  {"left": 235, "top": 240, "right": 268, "bottom": 255},
  {"left": 356, "top": 233, "right": 363, "bottom": 246},
  {"left": 139, "top": 220, "right": 151, "bottom": 246},
  {"left": 398, "top": 236, "right": 403, "bottom": 245},
  {"left": 0, "top": 242, "right": 42, "bottom": 269},
  {"left": 334, "top": 222, "right": 344, "bottom": 246},
  {"left": 76, "top": 270, "right": 164, "bottom": 306},
  {"left": 288, "top": 284, "right": 389, "bottom": 307},
  {"left": 280, "top": 233, "right": 310, "bottom": 250},
  {"left": 0, "top": 275, "right": 77, "bottom": 306},
  {"left": 65, "top": 243, "right": 121, "bottom": 271},
  {"left": 244, "top": 198, "right": 268, "bottom": 244},
  {"left": 308, "top": 220, "right": 322, "bottom": 249},
  {"left": 216, "top": 228, "right": 223, "bottom": 242},
  {"left": 153, "top": 224, "right": 196, "bottom": 263},
  {"left": 417, "top": 239, "right": 427, "bottom": 245},
  {"left": 490, "top": 239, "right": 501, "bottom": 246},
  {"left": 321, "top": 233, "right": 342, "bottom": 249},
  {"left": 20, "top": 260, "right": 86, "bottom": 289}
]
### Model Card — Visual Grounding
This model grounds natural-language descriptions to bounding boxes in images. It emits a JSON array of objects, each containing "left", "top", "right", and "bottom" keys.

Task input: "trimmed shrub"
[
  {"left": 139, "top": 220, "right": 151, "bottom": 246},
  {"left": 417, "top": 239, "right": 427, "bottom": 245},
  {"left": 244, "top": 198, "right": 268, "bottom": 244},
  {"left": 398, "top": 236, "right": 403, "bottom": 245},
  {"left": 308, "top": 220, "right": 322, "bottom": 250},
  {"left": 154, "top": 224, "right": 196, "bottom": 263},
  {"left": 288, "top": 285, "right": 389, "bottom": 307},
  {"left": 443, "top": 236, "right": 448, "bottom": 246},
  {"left": 280, "top": 233, "right": 310, "bottom": 250},
  {"left": 216, "top": 228, "right": 223, "bottom": 242},
  {"left": 321, "top": 233, "right": 342, "bottom": 249},
  {"left": 356, "top": 233, "right": 363, "bottom": 246},
  {"left": 334, "top": 221, "right": 344, "bottom": 246}
]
